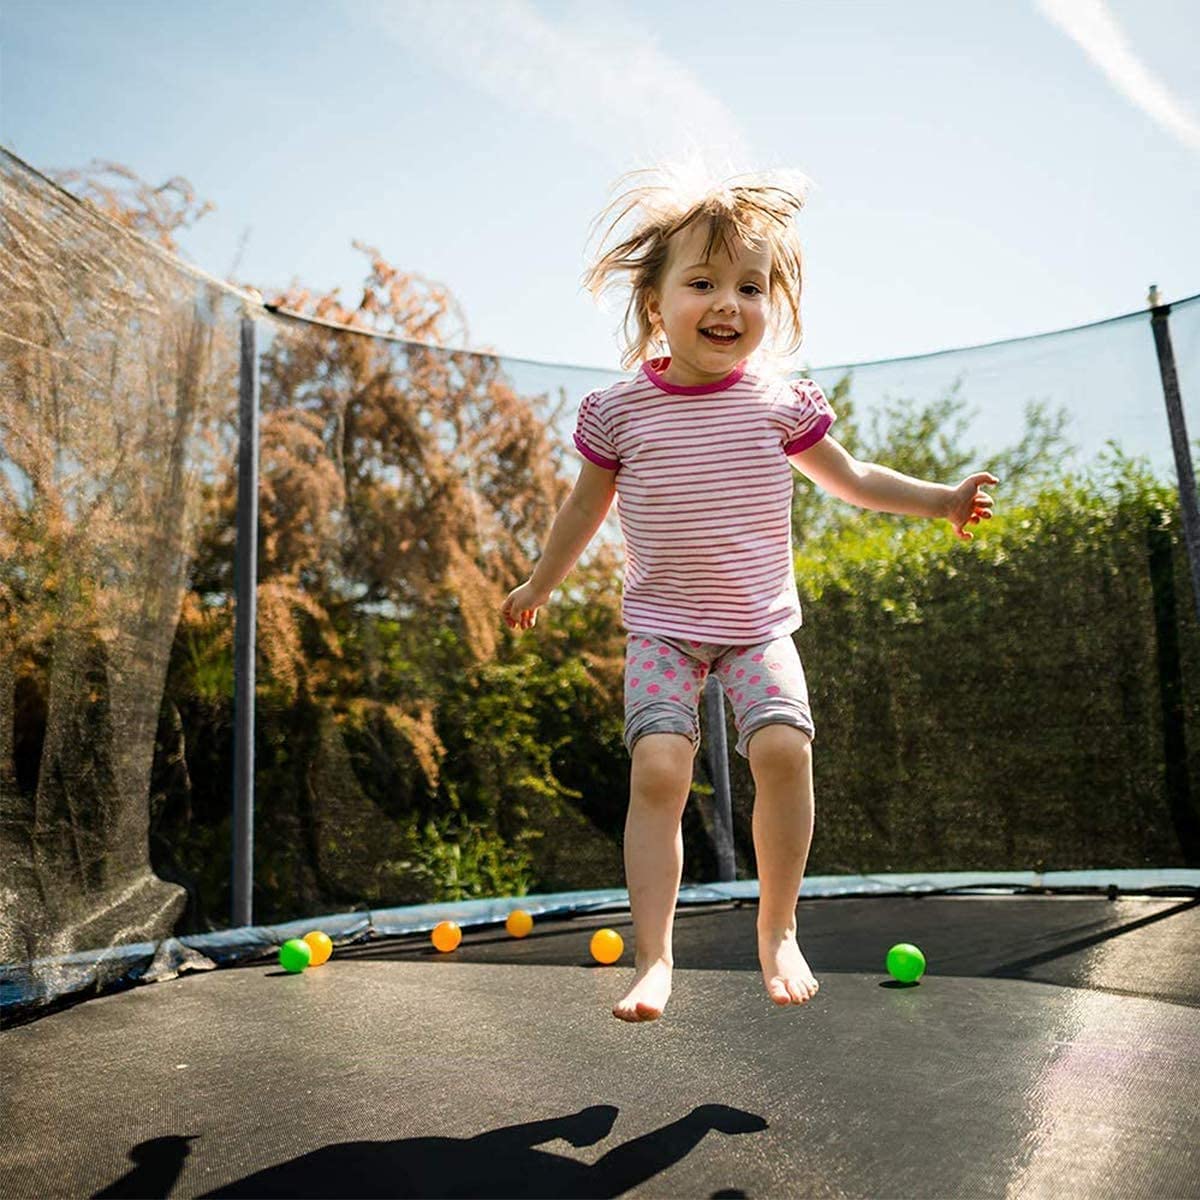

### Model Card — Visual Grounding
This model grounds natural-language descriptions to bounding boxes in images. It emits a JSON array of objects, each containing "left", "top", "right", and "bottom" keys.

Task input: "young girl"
[{"left": 501, "top": 168, "right": 997, "bottom": 1023}]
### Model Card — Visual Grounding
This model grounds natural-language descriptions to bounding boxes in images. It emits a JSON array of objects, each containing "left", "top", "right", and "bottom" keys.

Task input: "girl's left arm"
[{"left": 789, "top": 435, "right": 998, "bottom": 542}]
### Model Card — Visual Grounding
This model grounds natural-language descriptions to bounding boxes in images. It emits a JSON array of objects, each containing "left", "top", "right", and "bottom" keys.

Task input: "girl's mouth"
[{"left": 700, "top": 329, "right": 739, "bottom": 345}]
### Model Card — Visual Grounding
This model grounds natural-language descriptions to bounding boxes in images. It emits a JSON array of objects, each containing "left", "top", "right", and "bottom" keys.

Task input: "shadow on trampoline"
[
  {"left": 92, "top": 1104, "right": 768, "bottom": 1200},
  {"left": 93, "top": 1136, "right": 199, "bottom": 1199}
]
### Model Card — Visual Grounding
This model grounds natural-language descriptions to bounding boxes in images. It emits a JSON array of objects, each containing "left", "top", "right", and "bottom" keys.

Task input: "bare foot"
[
  {"left": 612, "top": 957, "right": 673, "bottom": 1022},
  {"left": 758, "top": 928, "right": 819, "bottom": 1006}
]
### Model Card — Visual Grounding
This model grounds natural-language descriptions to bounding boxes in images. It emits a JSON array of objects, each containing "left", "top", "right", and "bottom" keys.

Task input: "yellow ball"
[
  {"left": 506, "top": 909, "right": 533, "bottom": 938},
  {"left": 590, "top": 928, "right": 624, "bottom": 965},
  {"left": 303, "top": 930, "right": 333, "bottom": 967},
  {"left": 432, "top": 920, "right": 462, "bottom": 953}
]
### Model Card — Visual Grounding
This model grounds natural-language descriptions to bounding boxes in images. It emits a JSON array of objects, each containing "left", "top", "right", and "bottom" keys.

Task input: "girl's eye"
[
  {"left": 741, "top": 285, "right": 762, "bottom": 296},
  {"left": 690, "top": 280, "right": 711, "bottom": 290}
]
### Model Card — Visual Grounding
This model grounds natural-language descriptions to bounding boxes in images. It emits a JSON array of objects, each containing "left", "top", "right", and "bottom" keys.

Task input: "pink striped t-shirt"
[{"left": 573, "top": 356, "right": 835, "bottom": 643}]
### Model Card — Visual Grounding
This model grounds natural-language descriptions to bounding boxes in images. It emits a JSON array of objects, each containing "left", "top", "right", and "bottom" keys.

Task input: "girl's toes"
[
  {"left": 786, "top": 980, "right": 809, "bottom": 1004},
  {"left": 768, "top": 977, "right": 791, "bottom": 1005}
]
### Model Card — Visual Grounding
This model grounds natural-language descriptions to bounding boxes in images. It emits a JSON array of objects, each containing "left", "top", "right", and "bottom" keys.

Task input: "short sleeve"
[
  {"left": 782, "top": 379, "right": 836, "bottom": 455},
  {"left": 573, "top": 389, "right": 620, "bottom": 469}
]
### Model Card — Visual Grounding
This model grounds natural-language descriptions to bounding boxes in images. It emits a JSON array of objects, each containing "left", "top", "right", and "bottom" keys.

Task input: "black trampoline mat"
[{"left": 2, "top": 897, "right": 1197, "bottom": 1199}]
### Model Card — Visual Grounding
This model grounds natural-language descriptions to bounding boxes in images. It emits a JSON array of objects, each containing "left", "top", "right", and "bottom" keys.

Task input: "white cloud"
[
  {"left": 357, "top": 0, "right": 750, "bottom": 171},
  {"left": 1035, "top": 0, "right": 1200, "bottom": 150}
]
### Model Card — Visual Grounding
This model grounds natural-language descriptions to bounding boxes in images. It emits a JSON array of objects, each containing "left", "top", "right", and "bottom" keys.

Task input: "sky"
[{"left": 2, "top": 0, "right": 1198, "bottom": 375}]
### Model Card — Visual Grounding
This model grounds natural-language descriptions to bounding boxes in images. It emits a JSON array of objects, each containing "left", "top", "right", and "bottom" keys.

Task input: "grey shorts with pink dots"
[{"left": 623, "top": 631, "right": 815, "bottom": 759}]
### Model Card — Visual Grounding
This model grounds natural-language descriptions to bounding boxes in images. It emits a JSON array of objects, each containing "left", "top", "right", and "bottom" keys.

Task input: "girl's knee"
[
  {"left": 631, "top": 732, "right": 695, "bottom": 799},
  {"left": 747, "top": 722, "right": 812, "bottom": 778}
]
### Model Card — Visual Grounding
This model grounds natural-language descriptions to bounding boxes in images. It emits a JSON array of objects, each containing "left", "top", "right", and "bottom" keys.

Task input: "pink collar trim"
[{"left": 641, "top": 356, "right": 747, "bottom": 395}]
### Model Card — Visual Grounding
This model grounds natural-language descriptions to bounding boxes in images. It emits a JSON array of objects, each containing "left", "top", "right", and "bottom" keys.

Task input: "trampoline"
[
  {"left": 3, "top": 875, "right": 1199, "bottom": 1199},
  {"left": 4, "top": 148, "right": 1200, "bottom": 1199}
]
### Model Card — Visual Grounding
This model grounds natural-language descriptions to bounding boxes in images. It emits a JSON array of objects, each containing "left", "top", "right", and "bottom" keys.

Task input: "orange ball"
[
  {"left": 590, "top": 928, "right": 624, "bottom": 964},
  {"left": 432, "top": 920, "right": 462, "bottom": 953},
  {"left": 505, "top": 909, "right": 533, "bottom": 938},
  {"left": 303, "top": 930, "right": 333, "bottom": 967}
]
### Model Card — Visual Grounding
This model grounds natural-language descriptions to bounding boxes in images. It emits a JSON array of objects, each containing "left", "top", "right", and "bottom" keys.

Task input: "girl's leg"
[
  {"left": 748, "top": 723, "right": 820, "bottom": 1004},
  {"left": 613, "top": 731, "right": 694, "bottom": 1022}
]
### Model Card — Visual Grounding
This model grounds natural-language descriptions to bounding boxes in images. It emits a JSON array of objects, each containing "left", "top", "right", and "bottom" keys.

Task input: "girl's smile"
[{"left": 699, "top": 326, "right": 740, "bottom": 345}]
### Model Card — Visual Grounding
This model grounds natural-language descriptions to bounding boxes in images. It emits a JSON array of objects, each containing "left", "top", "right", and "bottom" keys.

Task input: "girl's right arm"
[{"left": 502, "top": 460, "right": 618, "bottom": 630}]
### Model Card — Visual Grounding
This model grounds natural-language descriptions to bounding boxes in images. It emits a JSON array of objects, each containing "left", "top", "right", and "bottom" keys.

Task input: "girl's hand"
[
  {"left": 502, "top": 581, "right": 549, "bottom": 631},
  {"left": 948, "top": 472, "right": 998, "bottom": 541}
]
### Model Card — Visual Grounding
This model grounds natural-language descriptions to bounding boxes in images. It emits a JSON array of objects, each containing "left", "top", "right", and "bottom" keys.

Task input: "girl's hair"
[{"left": 582, "top": 165, "right": 813, "bottom": 371}]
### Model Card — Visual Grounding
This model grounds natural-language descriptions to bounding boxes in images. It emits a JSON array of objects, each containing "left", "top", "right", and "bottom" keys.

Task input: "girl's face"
[{"left": 645, "top": 222, "right": 771, "bottom": 387}]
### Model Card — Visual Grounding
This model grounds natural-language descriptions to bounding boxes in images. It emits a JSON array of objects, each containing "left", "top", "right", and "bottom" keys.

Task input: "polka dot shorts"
[{"left": 623, "top": 632, "right": 814, "bottom": 759}]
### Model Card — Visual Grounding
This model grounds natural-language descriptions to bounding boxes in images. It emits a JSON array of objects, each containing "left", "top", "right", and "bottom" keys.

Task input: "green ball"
[
  {"left": 279, "top": 938, "right": 312, "bottom": 973},
  {"left": 886, "top": 942, "right": 926, "bottom": 983}
]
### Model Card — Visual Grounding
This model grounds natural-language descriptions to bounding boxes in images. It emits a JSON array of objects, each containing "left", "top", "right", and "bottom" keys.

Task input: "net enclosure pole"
[
  {"left": 703, "top": 676, "right": 737, "bottom": 881},
  {"left": 1149, "top": 285, "right": 1200, "bottom": 627},
  {"left": 232, "top": 315, "right": 261, "bottom": 927}
]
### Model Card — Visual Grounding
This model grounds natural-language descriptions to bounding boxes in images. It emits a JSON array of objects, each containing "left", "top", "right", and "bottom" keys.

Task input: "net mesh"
[
  {"left": 0, "top": 150, "right": 238, "bottom": 996},
  {"left": 2, "top": 145, "right": 1198, "bottom": 1015}
]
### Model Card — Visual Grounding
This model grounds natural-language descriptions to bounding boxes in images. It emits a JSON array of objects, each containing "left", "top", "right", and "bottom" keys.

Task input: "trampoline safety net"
[{"left": 1, "top": 145, "right": 1199, "bottom": 1018}]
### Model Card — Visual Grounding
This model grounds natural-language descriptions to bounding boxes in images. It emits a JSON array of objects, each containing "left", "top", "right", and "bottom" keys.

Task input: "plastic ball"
[
  {"left": 886, "top": 942, "right": 926, "bottom": 983},
  {"left": 279, "top": 938, "right": 312, "bottom": 973},
  {"left": 303, "top": 930, "right": 333, "bottom": 967},
  {"left": 506, "top": 909, "right": 533, "bottom": 938},
  {"left": 590, "top": 928, "right": 624, "bottom": 964},
  {"left": 432, "top": 920, "right": 462, "bottom": 953}
]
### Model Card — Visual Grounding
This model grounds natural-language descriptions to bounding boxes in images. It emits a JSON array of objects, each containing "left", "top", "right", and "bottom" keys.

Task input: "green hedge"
[{"left": 783, "top": 454, "right": 1200, "bottom": 875}]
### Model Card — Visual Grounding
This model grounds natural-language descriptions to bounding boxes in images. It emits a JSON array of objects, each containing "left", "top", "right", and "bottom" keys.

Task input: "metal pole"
[
  {"left": 1148, "top": 285, "right": 1200, "bottom": 627},
  {"left": 232, "top": 315, "right": 260, "bottom": 927},
  {"left": 703, "top": 676, "right": 736, "bottom": 881}
]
